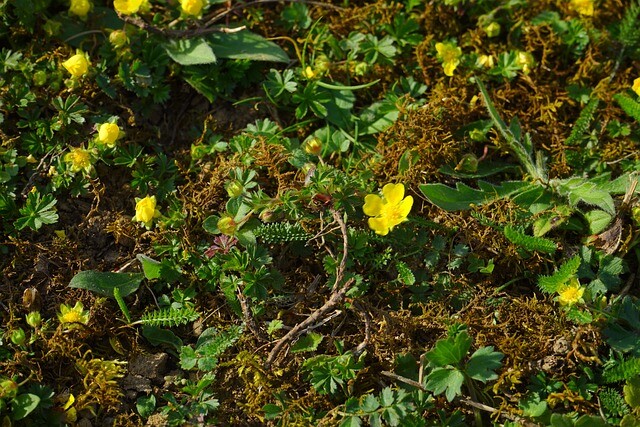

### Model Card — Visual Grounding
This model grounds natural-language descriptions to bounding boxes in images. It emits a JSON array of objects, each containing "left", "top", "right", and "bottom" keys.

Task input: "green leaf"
[
  {"left": 538, "top": 256, "right": 581, "bottom": 294},
  {"left": 180, "top": 346, "right": 198, "bottom": 370},
  {"left": 163, "top": 38, "right": 216, "bottom": 65},
  {"left": 465, "top": 346, "right": 504, "bottom": 382},
  {"left": 136, "top": 394, "right": 156, "bottom": 419},
  {"left": 208, "top": 30, "right": 289, "bottom": 62},
  {"left": 291, "top": 332, "right": 324, "bottom": 353},
  {"left": 519, "top": 394, "right": 548, "bottom": 418},
  {"left": 263, "top": 403, "right": 282, "bottom": 420},
  {"left": 425, "top": 367, "right": 465, "bottom": 402},
  {"left": 419, "top": 181, "right": 533, "bottom": 211},
  {"left": 438, "top": 162, "right": 517, "bottom": 178},
  {"left": 11, "top": 393, "right": 41, "bottom": 420},
  {"left": 425, "top": 331, "right": 472, "bottom": 367},
  {"left": 553, "top": 177, "right": 616, "bottom": 215},
  {"left": 624, "top": 377, "right": 640, "bottom": 409},
  {"left": 503, "top": 225, "right": 557, "bottom": 254},
  {"left": 142, "top": 325, "right": 183, "bottom": 351},
  {"left": 137, "top": 254, "right": 162, "bottom": 280},
  {"left": 68, "top": 271, "right": 144, "bottom": 297}
]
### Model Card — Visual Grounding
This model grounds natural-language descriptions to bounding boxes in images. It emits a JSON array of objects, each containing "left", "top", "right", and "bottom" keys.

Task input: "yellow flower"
[
  {"left": 64, "top": 147, "right": 93, "bottom": 173},
  {"left": 133, "top": 195, "right": 160, "bottom": 227},
  {"left": 181, "top": 0, "right": 205, "bottom": 16},
  {"left": 302, "top": 66, "right": 316, "bottom": 79},
  {"left": 516, "top": 51, "right": 535, "bottom": 75},
  {"left": 363, "top": 183, "right": 413, "bottom": 236},
  {"left": 435, "top": 42, "right": 462, "bottom": 76},
  {"left": 114, "top": 0, "right": 144, "bottom": 15},
  {"left": 632, "top": 77, "right": 640, "bottom": 97},
  {"left": 58, "top": 302, "right": 90, "bottom": 328},
  {"left": 62, "top": 53, "right": 89, "bottom": 78},
  {"left": 98, "top": 123, "right": 121, "bottom": 147},
  {"left": 69, "top": 0, "right": 91, "bottom": 18},
  {"left": 557, "top": 278, "right": 585, "bottom": 306},
  {"left": 477, "top": 54, "right": 495, "bottom": 69},
  {"left": 303, "top": 138, "right": 322, "bottom": 156},
  {"left": 217, "top": 216, "right": 237, "bottom": 236},
  {"left": 571, "top": 0, "right": 594, "bottom": 16}
]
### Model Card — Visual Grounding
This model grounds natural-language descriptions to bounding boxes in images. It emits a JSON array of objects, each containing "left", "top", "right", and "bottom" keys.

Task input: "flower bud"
[
  {"left": 226, "top": 180, "right": 244, "bottom": 198},
  {"left": 469, "top": 128, "right": 487, "bottom": 142},
  {"left": 455, "top": 154, "right": 479, "bottom": 173},
  {"left": 109, "top": 30, "right": 129, "bottom": 49},
  {"left": 483, "top": 22, "right": 501, "bottom": 38},
  {"left": 217, "top": 216, "right": 237, "bottom": 236},
  {"left": 354, "top": 62, "right": 369, "bottom": 76},
  {"left": 26, "top": 311, "right": 42, "bottom": 328},
  {"left": 10, "top": 328, "right": 26, "bottom": 346},
  {"left": 33, "top": 70, "right": 47, "bottom": 86},
  {"left": 0, "top": 378, "right": 18, "bottom": 399},
  {"left": 632, "top": 206, "right": 640, "bottom": 227},
  {"left": 303, "top": 138, "right": 322, "bottom": 156}
]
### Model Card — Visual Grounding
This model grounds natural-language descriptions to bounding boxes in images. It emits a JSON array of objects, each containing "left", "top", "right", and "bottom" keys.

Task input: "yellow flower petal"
[
  {"left": 443, "top": 60, "right": 459, "bottom": 76},
  {"left": 363, "top": 194, "right": 383, "bottom": 217},
  {"left": 382, "top": 183, "right": 404, "bottom": 205},
  {"left": 368, "top": 217, "right": 389, "bottom": 236},
  {"left": 633, "top": 77, "right": 640, "bottom": 97},
  {"left": 396, "top": 196, "right": 413, "bottom": 219}
]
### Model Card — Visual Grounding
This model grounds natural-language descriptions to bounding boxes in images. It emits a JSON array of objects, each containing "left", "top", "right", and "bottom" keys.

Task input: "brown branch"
[
  {"left": 380, "top": 371, "right": 425, "bottom": 391},
  {"left": 265, "top": 208, "right": 351, "bottom": 368},
  {"left": 237, "top": 288, "right": 268, "bottom": 342}
]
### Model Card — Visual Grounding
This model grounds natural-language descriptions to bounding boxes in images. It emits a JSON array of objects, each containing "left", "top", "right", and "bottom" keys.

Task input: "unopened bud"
[
  {"left": 109, "top": 30, "right": 129, "bottom": 49},
  {"left": 10, "top": 328, "right": 26, "bottom": 346},
  {"left": 226, "top": 180, "right": 244, "bottom": 198},
  {"left": 26, "top": 311, "right": 42, "bottom": 328},
  {"left": 483, "top": 22, "right": 501, "bottom": 38},
  {"left": 303, "top": 138, "right": 322, "bottom": 156},
  {"left": 217, "top": 216, "right": 237, "bottom": 236}
]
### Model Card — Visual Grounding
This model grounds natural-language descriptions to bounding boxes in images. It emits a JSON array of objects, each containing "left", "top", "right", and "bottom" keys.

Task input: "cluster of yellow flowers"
[
  {"left": 363, "top": 183, "right": 413, "bottom": 236},
  {"left": 69, "top": 0, "right": 205, "bottom": 18}
]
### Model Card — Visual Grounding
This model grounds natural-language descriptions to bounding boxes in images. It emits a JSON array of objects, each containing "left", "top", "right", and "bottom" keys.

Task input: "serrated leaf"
[
  {"left": 361, "top": 393, "right": 380, "bottom": 412},
  {"left": 208, "top": 30, "right": 289, "bottom": 62},
  {"left": 584, "top": 210, "right": 613, "bottom": 234},
  {"left": 69, "top": 270, "right": 144, "bottom": 297},
  {"left": 291, "top": 332, "right": 324, "bottom": 353},
  {"left": 180, "top": 346, "right": 198, "bottom": 370},
  {"left": 554, "top": 177, "right": 616, "bottom": 215},
  {"left": 136, "top": 394, "right": 156, "bottom": 419},
  {"left": 419, "top": 181, "right": 532, "bottom": 211},
  {"left": 426, "top": 331, "right": 472, "bottom": 367},
  {"left": 164, "top": 38, "right": 216, "bottom": 65},
  {"left": 425, "top": 367, "right": 465, "bottom": 402},
  {"left": 538, "top": 256, "right": 581, "bottom": 294},
  {"left": 465, "top": 346, "right": 503, "bottom": 382}
]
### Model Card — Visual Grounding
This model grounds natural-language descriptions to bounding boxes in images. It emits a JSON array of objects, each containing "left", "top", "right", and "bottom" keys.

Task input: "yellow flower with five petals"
[
  {"left": 58, "top": 302, "right": 90, "bottom": 329},
  {"left": 363, "top": 183, "right": 413, "bottom": 236},
  {"left": 114, "top": 0, "right": 144, "bottom": 15},
  {"left": 557, "top": 277, "right": 585, "bottom": 306},
  {"left": 435, "top": 41, "right": 462, "bottom": 76}
]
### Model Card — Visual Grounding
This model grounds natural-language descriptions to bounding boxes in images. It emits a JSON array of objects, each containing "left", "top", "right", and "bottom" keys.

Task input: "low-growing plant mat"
[{"left": 1, "top": 0, "right": 640, "bottom": 426}]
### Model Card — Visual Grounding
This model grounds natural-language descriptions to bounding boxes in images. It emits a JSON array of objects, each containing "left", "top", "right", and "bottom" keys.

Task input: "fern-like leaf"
[
  {"left": 615, "top": 1, "right": 640, "bottom": 57},
  {"left": 614, "top": 94, "right": 640, "bottom": 123},
  {"left": 538, "top": 255, "right": 581, "bottom": 294},
  {"left": 138, "top": 306, "right": 199, "bottom": 327},
  {"left": 565, "top": 98, "right": 599, "bottom": 146},
  {"left": 603, "top": 358, "right": 640, "bottom": 383},
  {"left": 198, "top": 324, "right": 244, "bottom": 358},
  {"left": 599, "top": 388, "right": 630, "bottom": 416},
  {"left": 255, "top": 222, "right": 310, "bottom": 244},
  {"left": 503, "top": 225, "right": 557, "bottom": 254}
]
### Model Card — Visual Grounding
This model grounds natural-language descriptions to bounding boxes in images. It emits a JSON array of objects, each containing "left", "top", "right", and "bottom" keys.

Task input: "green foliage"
[
  {"left": 599, "top": 388, "right": 630, "bottom": 418},
  {"left": 68, "top": 271, "right": 144, "bottom": 298},
  {"left": 538, "top": 256, "right": 581, "bottom": 294},
  {"left": 419, "top": 180, "right": 533, "bottom": 211},
  {"left": 613, "top": 0, "right": 640, "bottom": 58},
  {"left": 603, "top": 357, "right": 640, "bottom": 383},
  {"left": 503, "top": 225, "right": 557, "bottom": 254},
  {"left": 14, "top": 190, "right": 58, "bottom": 231},
  {"left": 138, "top": 307, "right": 199, "bottom": 328},
  {"left": 424, "top": 326, "right": 503, "bottom": 402},
  {"left": 255, "top": 222, "right": 310, "bottom": 244},
  {"left": 302, "top": 351, "right": 365, "bottom": 396},
  {"left": 603, "top": 297, "right": 640, "bottom": 356},
  {"left": 340, "top": 388, "right": 416, "bottom": 427},
  {"left": 614, "top": 93, "right": 640, "bottom": 123},
  {"left": 564, "top": 98, "right": 599, "bottom": 146},
  {"left": 180, "top": 325, "right": 243, "bottom": 371}
]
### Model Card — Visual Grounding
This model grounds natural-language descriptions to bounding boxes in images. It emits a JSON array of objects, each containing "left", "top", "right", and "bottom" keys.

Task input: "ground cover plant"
[{"left": 1, "top": 0, "right": 640, "bottom": 425}]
